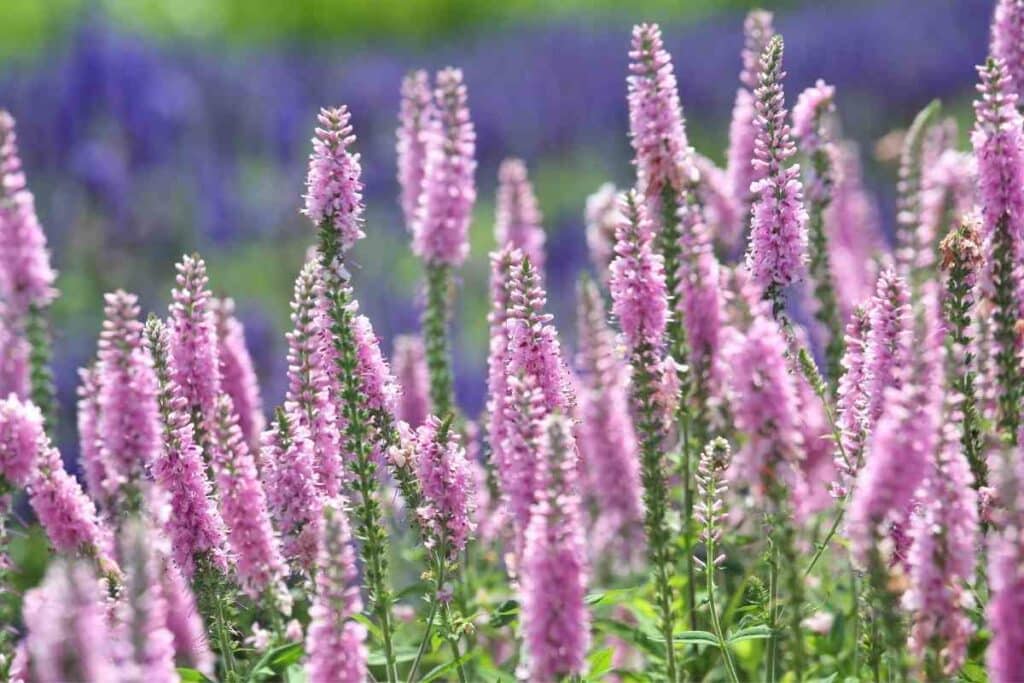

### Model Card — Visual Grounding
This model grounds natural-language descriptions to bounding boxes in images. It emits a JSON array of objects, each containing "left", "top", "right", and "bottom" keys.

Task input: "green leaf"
[
  {"left": 585, "top": 592, "right": 606, "bottom": 605},
  {"left": 671, "top": 630, "right": 721, "bottom": 648},
  {"left": 176, "top": 668, "right": 214, "bottom": 683},
  {"left": 585, "top": 647, "right": 615, "bottom": 680},
  {"left": 367, "top": 648, "right": 420, "bottom": 666},
  {"left": 284, "top": 664, "right": 308, "bottom": 683},
  {"left": 270, "top": 642, "right": 305, "bottom": 667},
  {"left": 727, "top": 624, "right": 772, "bottom": 644},
  {"left": 488, "top": 598, "right": 520, "bottom": 627},
  {"left": 419, "top": 652, "right": 472, "bottom": 683}
]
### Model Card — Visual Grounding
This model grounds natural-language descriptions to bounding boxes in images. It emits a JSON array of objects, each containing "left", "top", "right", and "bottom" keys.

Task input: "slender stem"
[
  {"left": 423, "top": 262, "right": 455, "bottom": 419},
  {"left": 681, "top": 410, "right": 697, "bottom": 631},
  {"left": 25, "top": 303, "right": 57, "bottom": 435},
  {"left": 213, "top": 591, "right": 237, "bottom": 682},
  {"left": 406, "top": 555, "right": 444, "bottom": 683},
  {"left": 700, "top": 465, "right": 739, "bottom": 683},
  {"left": 804, "top": 501, "right": 846, "bottom": 577},
  {"left": 765, "top": 538, "right": 779, "bottom": 683}
]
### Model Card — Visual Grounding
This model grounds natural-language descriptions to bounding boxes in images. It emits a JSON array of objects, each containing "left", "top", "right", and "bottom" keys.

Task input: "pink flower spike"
[
  {"left": 627, "top": 23, "right": 693, "bottom": 198},
  {"left": 414, "top": 415, "right": 477, "bottom": 556},
  {"left": 169, "top": 254, "right": 222, "bottom": 435},
  {"left": 397, "top": 70, "right": 435, "bottom": 231},
  {"left": 863, "top": 269, "right": 913, "bottom": 428},
  {"left": 96, "top": 290, "right": 161, "bottom": 503},
  {"left": 485, "top": 245, "right": 520, "bottom": 482},
  {"left": 303, "top": 106, "right": 366, "bottom": 251},
  {"left": 392, "top": 334, "right": 430, "bottom": 428},
  {"left": 745, "top": 35, "right": 809, "bottom": 295},
  {"left": 214, "top": 297, "right": 265, "bottom": 448},
  {"left": 495, "top": 158, "right": 546, "bottom": 270},
  {"left": 307, "top": 499, "right": 367, "bottom": 683},
  {"left": 521, "top": 413, "right": 590, "bottom": 682},
  {"left": 0, "top": 392, "right": 45, "bottom": 487},
  {"left": 0, "top": 305, "right": 29, "bottom": 399},
  {"left": 352, "top": 313, "right": 400, "bottom": 416},
  {"left": 158, "top": 551, "right": 214, "bottom": 675},
  {"left": 412, "top": 68, "right": 477, "bottom": 267},
  {"left": 500, "top": 372, "right": 547, "bottom": 555},
  {"left": 609, "top": 190, "right": 669, "bottom": 353},
  {"left": 992, "top": 0, "right": 1024, "bottom": 102},
  {"left": 264, "top": 417, "right": 323, "bottom": 570},
  {"left": 0, "top": 110, "right": 57, "bottom": 314},
  {"left": 583, "top": 183, "right": 624, "bottom": 284},
  {"left": 727, "top": 11, "right": 775, "bottom": 208},
  {"left": 75, "top": 366, "right": 107, "bottom": 505}
]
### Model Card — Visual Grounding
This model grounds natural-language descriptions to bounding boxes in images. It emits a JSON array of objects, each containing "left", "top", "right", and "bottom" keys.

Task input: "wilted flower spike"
[
  {"left": 145, "top": 316, "right": 229, "bottom": 578},
  {"left": 521, "top": 413, "right": 590, "bottom": 683},
  {"left": 303, "top": 106, "right": 366, "bottom": 251},
  {"left": 397, "top": 70, "right": 435, "bottom": 230},
  {"left": 169, "top": 254, "right": 222, "bottom": 433},
  {"left": 210, "top": 395, "right": 286, "bottom": 599},
  {"left": 214, "top": 297, "right": 265, "bottom": 447},
  {"left": 307, "top": 499, "right": 367, "bottom": 683},
  {"left": 0, "top": 110, "right": 57, "bottom": 313},
  {"left": 413, "top": 68, "right": 476, "bottom": 267},
  {"left": 392, "top": 334, "right": 430, "bottom": 428},
  {"left": 495, "top": 158, "right": 545, "bottom": 269},
  {"left": 414, "top": 415, "right": 477, "bottom": 556},
  {"left": 96, "top": 290, "right": 161, "bottom": 506},
  {"left": 627, "top": 23, "right": 692, "bottom": 197},
  {"left": 992, "top": 0, "right": 1024, "bottom": 101},
  {"left": 609, "top": 190, "right": 668, "bottom": 352},
  {"left": 746, "top": 35, "right": 809, "bottom": 297}
]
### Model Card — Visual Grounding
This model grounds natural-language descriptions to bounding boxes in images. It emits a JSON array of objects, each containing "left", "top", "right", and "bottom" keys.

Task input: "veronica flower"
[
  {"left": 991, "top": 0, "right": 1024, "bottom": 102},
  {"left": 495, "top": 158, "right": 545, "bottom": 270},
  {"left": 414, "top": 415, "right": 476, "bottom": 556},
  {"left": 904, "top": 424, "right": 978, "bottom": 676},
  {"left": 392, "top": 334, "right": 430, "bottom": 428},
  {"left": 263, "top": 414, "right": 323, "bottom": 570},
  {"left": 745, "top": 35, "right": 809, "bottom": 305},
  {"left": 987, "top": 432, "right": 1024, "bottom": 682},
  {"left": 894, "top": 101, "right": 942, "bottom": 278},
  {"left": 727, "top": 10, "right": 775, "bottom": 212},
  {"left": 583, "top": 183, "right": 623, "bottom": 285},
  {"left": 144, "top": 316, "right": 228, "bottom": 578},
  {"left": 610, "top": 191, "right": 668, "bottom": 353},
  {"left": 676, "top": 201, "right": 724, "bottom": 375},
  {"left": 919, "top": 150, "right": 976, "bottom": 271},
  {"left": 832, "top": 306, "right": 870, "bottom": 498},
  {"left": 96, "top": 290, "right": 161, "bottom": 509},
  {"left": 303, "top": 106, "right": 366, "bottom": 253},
  {"left": 627, "top": 23, "right": 692, "bottom": 200},
  {"left": 306, "top": 499, "right": 367, "bottom": 683},
  {"left": 213, "top": 297, "right": 265, "bottom": 448},
  {"left": 500, "top": 372, "right": 547, "bottom": 555},
  {"left": 863, "top": 269, "right": 914, "bottom": 427},
  {"left": 285, "top": 260, "right": 343, "bottom": 496},
  {"left": 156, "top": 551, "right": 214, "bottom": 675},
  {"left": 209, "top": 395, "right": 286, "bottom": 600},
  {"left": 0, "top": 110, "right": 56, "bottom": 314},
  {"left": 169, "top": 254, "right": 222, "bottom": 439},
  {"left": 397, "top": 70, "right": 434, "bottom": 231},
  {"left": 520, "top": 414, "right": 590, "bottom": 683},
  {"left": 21, "top": 560, "right": 117, "bottom": 682},
  {"left": 75, "top": 366, "right": 107, "bottom": 506},
  {"left": 351, "top": 313, "right": 400, "bottom": 417},
  {"left": 485, "top": 245, "right": 519, "bottom": 479},
  {"left": 116, "top": 520, "right": 178, "bottom": 683},
  {"left": 412, "top": 68, "right": 476, "bottom": 267},
  {"left": 972, "top": 57, "right": 1024, "bottom": 440},
  {"left": 694, "top": 154, "right": 742, "bottom": 252},
  {"left": 575, "top": 278, "right": 644, "bottom": 566},
  {"left": 0, "top": 305, "right": 28, "bottom": 399}
]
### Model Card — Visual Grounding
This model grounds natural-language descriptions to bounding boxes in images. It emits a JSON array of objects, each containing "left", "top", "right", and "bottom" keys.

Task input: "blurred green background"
[{"left": 0, "top": 0, "right": 990, "bottom": 461}]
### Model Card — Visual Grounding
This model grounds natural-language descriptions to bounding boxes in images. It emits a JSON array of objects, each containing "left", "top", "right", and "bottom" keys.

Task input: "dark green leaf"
[
  {"left": 488, "top": 598, "right": 520, "bottom": 627},
  {"left": 727, "top": 624, "right": 772, "bottom": 644}
]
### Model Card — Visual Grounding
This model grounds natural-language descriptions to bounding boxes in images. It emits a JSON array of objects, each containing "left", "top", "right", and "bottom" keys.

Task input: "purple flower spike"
[
  {"left": 727, "top": 11, "right": 775, "bottom": 208},
  {"left": 413, "top": 68, "right": 476, "bottom": 267},
  {"left": 392, "top": 334, "right": 430, "bottom": 428},
  {"left": 264, "top": 420, "right": 323, "bottom": 569},
  {"left": 992, "top": 0, "right": 1024, "bottom": 102},
  {"left": 745, "top": 35, "right": 809, "bottom": 296},
  {"left": 214, "top": 297, "right": 265, "bottom": 448},
  {"left": 169, "top": 254, "right": 222, "bottom": 434},
  {"left": 303, "top": 106, "right": 366, "bottom": 252},
  {"left": 414, "top": 415, "right": 476, "bottom": 556},
  {"left": 495, "top": 158, "right": 545, "bottom": 270}
]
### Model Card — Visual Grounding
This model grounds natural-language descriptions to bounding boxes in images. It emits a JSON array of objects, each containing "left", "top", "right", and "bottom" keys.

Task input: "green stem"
[
  {"left": 765, "top": 538, "right": 779, "bottom": 683},
  {"left": 406, "top": 553, "right": 445, "bottom": 683},
  {"left": 423, "top": 262, "right": 455, "bottom": 419},
  {"left": 26, "top": 303, "right": 56, "bottom": 435},
  {"left": 701, "top": 475, "right": 740, "bottom": 683},
  {"left": 990, "top": 219, "right": 1021, "bottom": 444}
]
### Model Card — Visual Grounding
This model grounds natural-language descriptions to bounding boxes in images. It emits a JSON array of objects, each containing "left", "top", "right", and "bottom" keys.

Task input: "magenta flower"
[
  {"left": 745, "top": 35, "right": 809, "bottom": 295},
  {"left": 209, "top": 395, "right": 286, "bottom": 599},
  {"left": 117, "top": 520, "right": 179, "bottom": 683},
  {"left": 919, "top": 150, "right": 976, "bottom": 272},
  {"left": 694, "top": 154, "right": 742, "bottom": 252},
  {"left": 832, "top": 306, "right": 870, "bottom": 498},
  {"left": 575, "top": 279, "right": 644, "bottom": 565},
  {"left": 412, "top": 68, "right": 476, "bottom": 267},
  {"left": 96, "top": 290, "right": 161, "bottom": 503},
  {"left": 303, "top": 106, "right": 366, "bottom": 252},
  {"left": 722, "top": 314, "right": 803, "bottom": 498},
  {"left": 0, "top": 305, "right": 28, "bottom": 398},
  {"left": 904, "top": 425, "right": 978, "bottom": 676},
  {"left": 392, "top": 334, "right": 430, "bottom": 428},
  {"left": 609, "top": 190, "right": 669, "bottom": 352},
  {"left": 863, "top": 269, "right": 913, "bottom": 427},
  {"left": 169, "top": 254, "right": 222, "bottom": 435},
  {"left": 627, "top": 23, "right": 692, "bottom": 199},
  {"left": 500, "top": 373, "right": 547, "bottom": 555},
  {"left": 676, "top": 202, "right": 724, "bottom": 370},
  {"left": 21, "top": 560, "right": 118, "bottom": 682},
  {"left": 157, "top": 551, "right": 214, "bottom": 675},
  {"left": 726, "top": 11, "right": 775, "bottom": 207},
  {"left": 285, "top": 260, "right": 343, "bottom": 496},
  {"left": 485, "top": 245, "right": 520, "bottom": 481},
  {"left": 264, "top": 421, "right": 323, "bottom": 569},
  {"left": 214, "top": 297, "right": 265, "bottom": 447},
  {"left": 146, "top": 316, "right": 228, "bottom": 578},
  {"left": 988, "top": 526, "right": 1024, "bottom": 683},
  {"left": 306, "top": 499, "right": 367, "bottom": 683},
  {"left": 791, "top": 80, "right": 836, "bottom": 157},
  {"left": 0, "top": 392, "right": 44, "bottom": 486},
  {"left": 520, "top": 414, "right": 590, "bottom": 682},
  {"left": 397, "top": 70, "right": 435, "bottom": 231},
  {"left": 75, "top": 366, "right": 107, "bottom": 506},
  {"left": 352, "top": 313, "right": 400, "bottom": 416},
  {"left": 0, "top": 110, "right": 57, "bottom": 314},
  {"left": 584, "top": 183, "right": 623, "bottom": 284},
  {"left": 992, "top": 0, "right": 1024, "bottom": 102},
  {"left": 414, "top": 415, "right": 476, "bottom": 556},
  {"left": 495, "top": 158, "right": 545, "bottom": 270}
]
